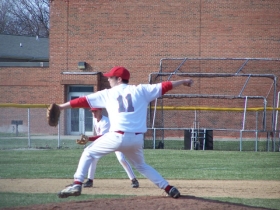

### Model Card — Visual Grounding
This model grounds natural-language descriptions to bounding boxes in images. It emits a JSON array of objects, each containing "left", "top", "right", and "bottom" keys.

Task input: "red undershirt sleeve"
[
  {"left": 88, "top": 135, "right": 102, "bottom": 141},
  {"left": 70, "top": 97, "right": 90, "bottom": 108},
  {"left": 161, "top": 81, "right": 173, "bottom": 95}
]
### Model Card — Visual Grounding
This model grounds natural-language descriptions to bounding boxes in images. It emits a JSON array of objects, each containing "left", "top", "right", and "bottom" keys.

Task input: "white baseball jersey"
[
  {"left": 86, "top": 83, "right": 162, "bottom": 133},
  {"left": 94, "top": 115, "right": 110, "bottom": 135}
]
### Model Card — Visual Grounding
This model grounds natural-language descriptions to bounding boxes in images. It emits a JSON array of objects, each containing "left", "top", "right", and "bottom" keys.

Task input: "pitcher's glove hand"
[
  {"left": 47, "top": 103, "right": 61, "bottom": 127},
  {"left": 76, "top": 135, "right": 89, "bottom": 145}
]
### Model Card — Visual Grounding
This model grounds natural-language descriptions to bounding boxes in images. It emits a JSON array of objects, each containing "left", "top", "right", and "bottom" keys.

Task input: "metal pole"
[
  {"left": 267, "top": 132, "right": 270, "bottom": 152},
  {"left": 58, "top": 119, "right": 60, "bottom": 149},
  {"left": 240, "top": 96, "right": 248, "bottom": 151},
  {"left": 152, "top": 99, "right": 157, "bottom": 149},
  {"left": 203, "top": 128, "right": 206, "bottom": 150},
  {"left": 274, "top": 92, "right": 280, "bottom": 131},
  {"left": 235, "top": 59, "right": 249, "bottom": 74},
  {"left": 263, "top": 99, "right": 267, "bottom": 130},
  {"left": 242, "top": 96, "right": 248, "bottom": 129},
  {"left": 272, "top": 77, "right": 278, "bottom": 152},
  {"left": 153, "top": 128, "right": 156, "bottom": 149},
  {"left": 255, "top": 111, "right": 258, "bottom": 152},
  {"left": 28, "top": 108, "right": 31, "bottom": 148},
  {"left": 191, "top": 123, "right": 194, "bottom": 150},
  {"left": 240, "top": 130, "right": 242, "bottom": 152},
  {"left": 277, "top": 92, "right": 280, "bottom": 152},
  {"left": 263, "top": 99, "right": 269, "bottom": 152}
]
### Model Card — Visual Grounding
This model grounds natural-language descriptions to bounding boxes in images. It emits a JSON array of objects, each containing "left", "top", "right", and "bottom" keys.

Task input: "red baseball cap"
[
  {"left": 90, "top": 108, "right": 102, "bottom": 111},
  {"left": 103, "top": 66, "right": 130, "bottom": 80}
]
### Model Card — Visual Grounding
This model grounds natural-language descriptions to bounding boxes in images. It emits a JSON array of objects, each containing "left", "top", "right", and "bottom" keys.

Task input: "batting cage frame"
[{"left": 145, "top": 57, "right": 280, "bottom": 152}]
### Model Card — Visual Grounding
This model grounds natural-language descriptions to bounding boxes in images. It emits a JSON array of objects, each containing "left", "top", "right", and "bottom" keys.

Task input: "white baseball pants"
[{"left": 74, "top": 131, "right": 169, "bottom": 189}]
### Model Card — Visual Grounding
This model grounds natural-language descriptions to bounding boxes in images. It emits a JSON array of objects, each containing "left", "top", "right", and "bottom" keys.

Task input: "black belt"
[{"left": 115, "top": 131, "right": 142, "bottom": 135}]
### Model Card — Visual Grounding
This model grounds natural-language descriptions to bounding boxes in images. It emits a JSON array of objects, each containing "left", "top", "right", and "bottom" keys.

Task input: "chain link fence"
[
  {"left": 0, "top": 106, "right": 82, "bottom": 150},
  {"left": 0, "top": 106, "right": 279, "bottom": 151}
]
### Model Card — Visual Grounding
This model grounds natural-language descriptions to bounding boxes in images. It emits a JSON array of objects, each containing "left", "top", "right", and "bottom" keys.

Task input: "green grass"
[
  {"left": 0, "top": 132, "right": 27, "bottom": 137},
  {"left": 144, "top": 139, "right": 278, "bottom": 151},
  {"left": 1, "top": 137, "right": 279, "bottom": 151},
  {"left": 0, "top": 138, "right": 82, "bottom": 150},
  {"left": 0, "top": 149, "right": 279, "bottom": 209},
  {"left": 0, "top": 149, "right": 279, "bottom": 180}
]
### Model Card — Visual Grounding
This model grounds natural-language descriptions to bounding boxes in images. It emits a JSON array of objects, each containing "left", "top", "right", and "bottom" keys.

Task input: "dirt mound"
[{"left": 1, "top": 179, "right": 279, "bottom": 210}]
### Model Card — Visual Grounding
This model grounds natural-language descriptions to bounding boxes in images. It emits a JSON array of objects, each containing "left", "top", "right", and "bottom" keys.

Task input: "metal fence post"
[
  {"left": 28, "top": 108, "right": 31, "bottom": 148},
  {"left": 57, "top": 119, "right": 60, "bottom": 149},
  {"left": 153, "top": 128, "right": 156, "bottom": 149},
  {"left": 255, "top": 111, "right": 258, "bottom": 152}
]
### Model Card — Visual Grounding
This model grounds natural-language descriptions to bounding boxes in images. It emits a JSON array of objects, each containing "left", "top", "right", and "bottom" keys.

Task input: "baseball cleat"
[
  {"left": 83, "top": 179, "right": 93, "bottom": 188},
  {"left": 57, "top": 184, "right": 82, "bottom": 198},
  {"left": 131, "top": 178, "right": 139, "bottom": 188},
  {"left": 167, "top": 186, "right": 180, "bottom": 198}
]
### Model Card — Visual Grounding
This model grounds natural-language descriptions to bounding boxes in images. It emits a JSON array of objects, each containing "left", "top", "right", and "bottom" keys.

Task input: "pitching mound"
[
  {"left": 5, "top": 195, "right": 271, "bottom": 210},
  {"left": 1, "top": 179, "right": 278, "bottom": 210}
]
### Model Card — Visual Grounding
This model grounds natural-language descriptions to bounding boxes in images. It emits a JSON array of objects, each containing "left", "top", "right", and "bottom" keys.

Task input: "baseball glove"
[
  {"left": 76, "top": 135, "right": 89, "bottom": 145},
  {"left": 47, "top": 103, "right": 61, "bottom": 127}
]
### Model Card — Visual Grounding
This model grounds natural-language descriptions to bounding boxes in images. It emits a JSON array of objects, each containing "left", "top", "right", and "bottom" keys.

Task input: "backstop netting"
[{"left": 145, "top": 58, "right": 280, "bottom": 151}]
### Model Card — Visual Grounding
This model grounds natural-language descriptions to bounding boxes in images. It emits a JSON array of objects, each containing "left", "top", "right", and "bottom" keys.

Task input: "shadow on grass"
[{"left": 180, "top": 195, "right": 275, "bottom": 210}]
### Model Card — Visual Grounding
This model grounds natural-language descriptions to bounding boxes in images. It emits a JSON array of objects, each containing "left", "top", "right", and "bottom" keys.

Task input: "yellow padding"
[
  {"left": 0, "top": 103, "right": 49, "bottom": 108},
  {"left": 0, "top": 104, "right": 278, "bottom": 111},
  {"left": 150, "top": 106, "right": 277, "bottom": 111}
]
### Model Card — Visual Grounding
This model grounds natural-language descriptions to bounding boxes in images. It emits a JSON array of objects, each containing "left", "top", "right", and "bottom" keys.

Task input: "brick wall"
[
  {"left": 0, "top": 0, "right": 279, "bottom": 135},
  {"left": 49, "top": 0, "right": 280, "bottom": 85},
  {"left": 1, "top": 0, "right": 279, "bottom": 103}
]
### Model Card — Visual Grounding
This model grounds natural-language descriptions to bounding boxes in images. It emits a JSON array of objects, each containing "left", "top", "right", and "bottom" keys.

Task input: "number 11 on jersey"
[{"left": 117, "top": 94, "right": 134, "bottom": 113}]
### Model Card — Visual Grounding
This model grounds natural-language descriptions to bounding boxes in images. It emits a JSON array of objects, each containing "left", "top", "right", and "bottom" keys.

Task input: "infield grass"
[{"left": 0, "top": 149, "right": 279, "bottom": 180}]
